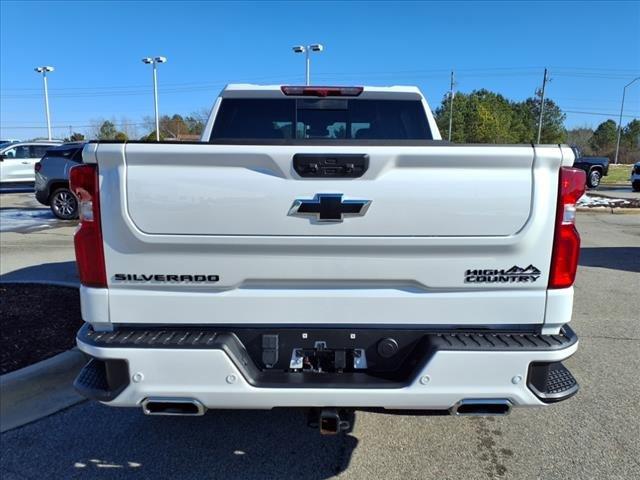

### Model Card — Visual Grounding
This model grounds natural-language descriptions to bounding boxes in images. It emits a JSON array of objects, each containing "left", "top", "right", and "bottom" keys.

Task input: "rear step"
[
  {"left": 73, "top": 358, "right": 129, "bottom": 402},
  {"left": 527, "top": 361, "right": 579, "bottom": 403}
]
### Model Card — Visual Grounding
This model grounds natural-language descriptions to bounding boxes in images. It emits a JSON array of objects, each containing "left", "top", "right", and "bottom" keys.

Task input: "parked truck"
[
  {"left": 72, "top": 84, "right": 584, "bottom": 434},
  {"left": 571, "top": 145, "right": 609, "bottom": 189}
]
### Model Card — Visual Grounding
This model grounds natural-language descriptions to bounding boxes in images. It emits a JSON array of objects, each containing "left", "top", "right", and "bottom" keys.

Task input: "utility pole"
[
  {"left": 448, "top": 70, "right": 455, "bottom": 142},
  {"left": 614, "top": 76, "right": 640, "bottom": 164},
  {"left": 536, "top": 68, "right": 549, "bottom": 144}
]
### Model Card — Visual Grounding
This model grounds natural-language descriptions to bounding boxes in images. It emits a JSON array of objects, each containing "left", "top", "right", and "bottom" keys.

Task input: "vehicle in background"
[
  {"left": 34, "top": 142, "right": 86, "bottom": 219},
  {"left": 0, "top": 139, "right": 19, "bottom": 148},
  {"left": 570, "top": 146, "right": 609, "bottom": 189},
  {"left": 0, "top": 140, "right": 62, "bottom": 183},
  {"left": 631, "top": 162, "right": 640, "bottom": 192}
]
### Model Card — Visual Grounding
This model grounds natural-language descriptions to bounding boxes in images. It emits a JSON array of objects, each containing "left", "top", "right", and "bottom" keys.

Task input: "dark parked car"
[
  {"left": 34, "top": 142, "right": 86, "bottom": 219},
  {"left": 631, "top": 162, "right": 640, "bottom": 192},
  {"left": 570, "top": 146, "right": 609, "bottom": 189}
]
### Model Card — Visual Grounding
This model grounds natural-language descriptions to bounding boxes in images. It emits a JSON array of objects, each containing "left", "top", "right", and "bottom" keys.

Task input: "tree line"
[
  {"left": 64, "top": 112, "right": 207, "bottom": 143},
  {"left": 433, "top": 89, "right": 638, "bottom": 163}
]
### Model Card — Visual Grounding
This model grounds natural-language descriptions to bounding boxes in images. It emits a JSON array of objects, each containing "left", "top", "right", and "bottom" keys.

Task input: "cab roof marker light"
[{"left": 281, "top": 86, "right": 364, "bottom": 97}]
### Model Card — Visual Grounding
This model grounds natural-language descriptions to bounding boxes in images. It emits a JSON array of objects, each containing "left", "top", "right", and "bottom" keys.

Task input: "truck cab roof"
[{"left": 220, "top": 84, "right": 426, "bottom": 101}]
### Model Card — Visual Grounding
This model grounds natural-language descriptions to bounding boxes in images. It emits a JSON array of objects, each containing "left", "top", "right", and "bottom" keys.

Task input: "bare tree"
[
  {"left": 86, "top": 118, "right": 106, "bottom": 140},
  {"left": 119, "top": 116, "right": 138, "bottom": 140}
]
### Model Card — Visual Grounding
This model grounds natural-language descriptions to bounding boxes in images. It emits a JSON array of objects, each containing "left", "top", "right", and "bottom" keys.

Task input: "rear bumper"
[
  {"left": 34, "top": 188, "right": 50, "bottom": 205},
  {"left": 76, "top": 324, "right": 579, "bottom": 411}
]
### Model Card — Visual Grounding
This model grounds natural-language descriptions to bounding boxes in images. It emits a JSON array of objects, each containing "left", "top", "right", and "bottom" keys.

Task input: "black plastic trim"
[
  {"left": 78, "top": 324, "right": 576, "bottom": 352},
  {"left": 73, "top": 357, "right": 130, "bottom": 402},
  {"left": 293, "top": 153, "right": 369, "bottom": 178},
  {"left": 77, "top": 324, "right": 577, "bottom": 390},
  {"left": 527, "top": 361, "right": 579, "bottom": 403}
]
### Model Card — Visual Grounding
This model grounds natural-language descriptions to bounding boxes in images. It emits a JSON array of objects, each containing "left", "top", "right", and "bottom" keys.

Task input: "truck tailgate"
[
  {"left": 124, "top": 144, "right": 532, "bottom": 237},
  {"left": 89, "top": 143, "right": 568, "bottom": 327}
]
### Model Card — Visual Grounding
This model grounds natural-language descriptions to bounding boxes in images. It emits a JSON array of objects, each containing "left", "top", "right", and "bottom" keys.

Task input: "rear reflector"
[
  {"left": 69, "top": 164, "right": 107, "bottom": 288},
  {"left": 549, "top": 167, "right": 586, "bottom": 289},
  {"left": 281, "top": 86, "right": 363, "bottom": 97}
]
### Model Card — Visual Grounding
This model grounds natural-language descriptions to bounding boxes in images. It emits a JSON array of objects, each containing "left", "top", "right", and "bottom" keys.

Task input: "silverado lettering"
[{"left": 113, "top": 274, "right": 219, "bottom": 282}]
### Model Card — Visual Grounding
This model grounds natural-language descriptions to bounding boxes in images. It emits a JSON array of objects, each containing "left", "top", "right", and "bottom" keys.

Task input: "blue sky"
[{"left": 1, "top": 0, "right": 639, "bottom": 140}]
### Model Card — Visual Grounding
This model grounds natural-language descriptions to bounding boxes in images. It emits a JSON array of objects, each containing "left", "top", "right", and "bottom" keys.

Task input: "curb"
[
  {"left": 577, "top": 207, "right": 640, "bottom": 214},
  {"left": 0, "top": 348, "right": 87, "bottom": 433}
]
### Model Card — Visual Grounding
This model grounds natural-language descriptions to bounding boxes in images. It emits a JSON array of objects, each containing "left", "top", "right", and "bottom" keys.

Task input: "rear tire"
[
  {"left": 587, "top": 169, "right": 602, "bottom": 189},
  {"left": 50, "top": 188, "right": 78, "bottom": 220}
]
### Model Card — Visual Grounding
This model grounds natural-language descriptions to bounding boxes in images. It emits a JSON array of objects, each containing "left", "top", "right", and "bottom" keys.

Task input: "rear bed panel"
[{"left": 93, "top": 143, "right": 564, "bottom": 327}]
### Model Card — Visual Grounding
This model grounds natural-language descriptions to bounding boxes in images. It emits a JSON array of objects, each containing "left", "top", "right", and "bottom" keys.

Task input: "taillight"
[
  {"left": 34, "top": 162, "right": 41, "bottom": 172},
  {"left": 281, "top": 86, "right": 363, "bottom": 97},
  {"left": 549, "top": 167, "right": 586, "bottom": 289},
  {"left": 69, "top": 164, "right": 106, "bottom": 288}
]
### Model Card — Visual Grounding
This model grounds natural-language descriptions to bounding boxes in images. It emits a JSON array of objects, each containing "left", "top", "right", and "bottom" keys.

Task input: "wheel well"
[
  {"left": 589, "top": 166, "right": 603, "bottom": 174},
  {"left": 48, "top": 181, "right": 70, "bottom": 200}
]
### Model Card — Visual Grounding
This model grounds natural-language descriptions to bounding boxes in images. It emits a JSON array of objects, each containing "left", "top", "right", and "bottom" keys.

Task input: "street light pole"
[
  {"left": 142, "top": 56, "right": 167, "bottom": 141},
  {"left": 448, "top": 70, "right": 455, "bottom": 142},
  {"left": 292, "top": 44, "right": 323, "bottom": 85},
  {"left": 614, "top": 76, "right": 640, "bottom": 165},
  {"left": 34, "top": 66, "right": 54, "bottom": 140},
  {"left": 152, "top": 61, "right": 160, "bottom": 141},
  {"left": 305, "top": 49, "right": 310, "bottom": 86}
]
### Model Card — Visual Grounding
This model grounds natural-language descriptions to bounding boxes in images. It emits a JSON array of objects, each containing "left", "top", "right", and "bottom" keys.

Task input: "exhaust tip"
[
  {"left": 142, "top": 397, "right": 206, "bottom": 416},
  {"left": 450, "top": 399, "right": 512, "bottom": 416}
]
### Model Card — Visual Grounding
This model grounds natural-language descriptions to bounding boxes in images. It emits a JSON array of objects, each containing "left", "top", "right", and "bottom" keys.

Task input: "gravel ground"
[
  {"left": 0, "top": 284, "right": 82, "bottom": 373},
  {"left": 1, "top": 212, "right": 639, "bottom": 480}
]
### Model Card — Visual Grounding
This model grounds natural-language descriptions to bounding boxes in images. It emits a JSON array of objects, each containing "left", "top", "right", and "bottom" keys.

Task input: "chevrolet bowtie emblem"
[{"left": 288, "top": 194, "right": 372, "bottom": 223}]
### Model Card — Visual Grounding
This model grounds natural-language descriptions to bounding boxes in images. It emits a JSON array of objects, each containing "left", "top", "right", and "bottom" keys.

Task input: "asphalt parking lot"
[
  {"left": 0, "top": 192, "right": 639, "bottom": 480},
  {"left": 0, "top": 192, "right": 77, "bottom": 285}
]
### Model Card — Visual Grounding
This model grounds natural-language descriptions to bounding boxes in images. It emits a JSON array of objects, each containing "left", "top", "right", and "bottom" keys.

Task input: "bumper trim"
[
  {"left": 77, "top": 323, "right": 577, "bottom": 352},
  {"left": 75, "top": 324, "right": 578, "bottom": 394}
]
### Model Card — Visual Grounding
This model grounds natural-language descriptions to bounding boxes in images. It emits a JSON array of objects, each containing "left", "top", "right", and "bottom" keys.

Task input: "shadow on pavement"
[
  {"left": 0, "top": 261, "right": 79, "bottom": 286},
  {"left": 0, "top": 183, "right": 34, "bottom": 194},
  {"left": 1, "top": 402, "right": 359, "bottom": 479},
  {"left": 579, "top": 247, "right": 640, "bottom": 273}
]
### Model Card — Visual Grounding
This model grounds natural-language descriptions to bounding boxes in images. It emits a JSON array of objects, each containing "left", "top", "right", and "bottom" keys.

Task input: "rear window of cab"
[{"left": 210, "top": 98, "right": 432, "bottom": 141}]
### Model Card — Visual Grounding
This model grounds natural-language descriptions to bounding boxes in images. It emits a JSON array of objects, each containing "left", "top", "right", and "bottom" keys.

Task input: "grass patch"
[{"left": 601, "top": 164, "right": 633, "bottom": 185}]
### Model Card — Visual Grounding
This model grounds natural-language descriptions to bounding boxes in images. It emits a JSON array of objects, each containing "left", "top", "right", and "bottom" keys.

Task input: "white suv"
[{"left": 0, "top": 141, "right": 62, "bottom": 183}]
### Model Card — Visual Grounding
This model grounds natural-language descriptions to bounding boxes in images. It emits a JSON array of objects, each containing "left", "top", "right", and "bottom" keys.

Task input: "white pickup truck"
[{"left": 72, "top": 84, "right": 584, "bottom": 434}]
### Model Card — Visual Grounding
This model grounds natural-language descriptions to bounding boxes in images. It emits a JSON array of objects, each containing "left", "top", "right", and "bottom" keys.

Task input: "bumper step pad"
[
  {"left": 73, "top": 357, "right": 129, "bottom": 402},
  {"left": 78, "top": 324, "right": 577, "bottom": 351},
  {"left": 527, "top": 361, "right": 579, "bottom": 403}
]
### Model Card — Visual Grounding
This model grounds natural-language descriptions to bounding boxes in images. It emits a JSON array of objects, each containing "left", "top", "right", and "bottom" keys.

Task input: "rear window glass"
[
  {"left": 48, "top": 146, "right": 82, "bottom": 159},
  {"left": 30, "top": 145, "right": 52, "bottom": 158},
  {"left": 210, "top": 98, "right": 432, "bottom": 141}
]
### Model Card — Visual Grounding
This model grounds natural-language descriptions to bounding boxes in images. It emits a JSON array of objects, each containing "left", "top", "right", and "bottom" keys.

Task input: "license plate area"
[{"left": 289, "top": 342, "right": 368, "bottom": 373}]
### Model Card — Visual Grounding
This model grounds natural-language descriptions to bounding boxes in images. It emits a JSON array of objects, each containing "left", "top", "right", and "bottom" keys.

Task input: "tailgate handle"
[{"left": 293, "top": 154, "right": 369, "bottom": 178}]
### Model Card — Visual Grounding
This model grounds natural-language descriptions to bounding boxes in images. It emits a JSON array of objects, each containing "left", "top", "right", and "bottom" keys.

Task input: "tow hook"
[{"left": 307, "top": 408, "right": 353, "bottom": 435}]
